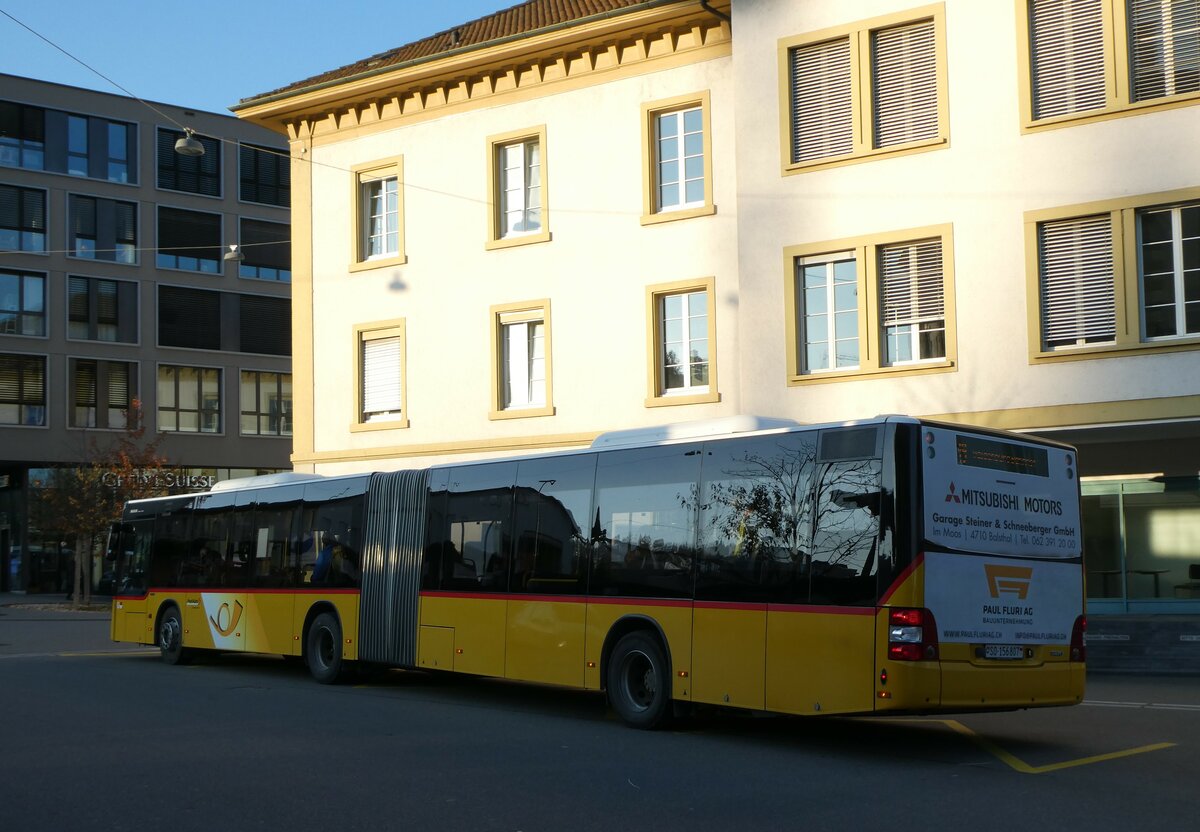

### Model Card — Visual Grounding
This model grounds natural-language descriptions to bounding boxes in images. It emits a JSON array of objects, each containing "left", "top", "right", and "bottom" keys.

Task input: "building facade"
[
  {"left": 235, "top": 0, "right": 1200, "bottom": 619},
  {"left": 1, "top": 75, "right": 293, "bottom": 592}
]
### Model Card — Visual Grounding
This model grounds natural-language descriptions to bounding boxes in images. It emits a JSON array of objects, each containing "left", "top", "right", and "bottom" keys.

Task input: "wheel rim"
[
  {"left": 315, "top": 626, "right": 335, "bottom": 670},
  {"left": 160, "top": 616, "right": 180, "bottom": 652},
  {"left": 618, "top": 649, "right": 657, "bottom": 712}
]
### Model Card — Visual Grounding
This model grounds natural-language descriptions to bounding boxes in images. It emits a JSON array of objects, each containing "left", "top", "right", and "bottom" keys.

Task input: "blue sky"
[{"left": 0, "top": 1, "right": 510, "bottom": 114}]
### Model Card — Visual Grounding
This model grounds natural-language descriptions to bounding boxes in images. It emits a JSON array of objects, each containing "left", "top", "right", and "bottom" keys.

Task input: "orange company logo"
[
  {"left": 985, "top": 564, "right": 1034, "bottom": 599},
  {"left": 945, "top": 482, "right": 961, "bottom": 503},
  {"left": 209, "top": 600, "right": 245, "bottom": 637}
]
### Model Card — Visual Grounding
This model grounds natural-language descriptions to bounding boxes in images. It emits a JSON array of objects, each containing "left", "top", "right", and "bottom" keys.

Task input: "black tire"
[
  {"left": 607, "top": 631, "right": 672, "bottom": 730},
  {"left": 306, "top": 611, "right": 345, "bottom": 684},
  {"left": 158, "top": 605, "right": 191, "bottom": 666}
]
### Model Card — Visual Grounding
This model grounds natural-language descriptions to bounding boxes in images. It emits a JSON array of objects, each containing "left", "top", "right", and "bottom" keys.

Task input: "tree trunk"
[
  {"left": 72, "top": 536, "right": 84, "bottom": 610},
  {"left": 83, "top": 535, "right": 93, "bottom": 605}
]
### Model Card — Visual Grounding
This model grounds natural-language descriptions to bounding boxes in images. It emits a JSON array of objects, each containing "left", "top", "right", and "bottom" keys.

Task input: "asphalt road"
[{"left": 1, "top": 602, "right": 1196, "bottom": 832}]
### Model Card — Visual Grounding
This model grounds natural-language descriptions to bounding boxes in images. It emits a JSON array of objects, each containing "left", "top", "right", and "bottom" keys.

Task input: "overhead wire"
[{"left": 0, "top": 8, "right": 643, "bottom": 219}]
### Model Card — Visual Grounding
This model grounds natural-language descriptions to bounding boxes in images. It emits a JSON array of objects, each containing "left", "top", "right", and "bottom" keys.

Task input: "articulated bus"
[{"left": 108, "top": 416, "right": 1085, "bottom": 728}]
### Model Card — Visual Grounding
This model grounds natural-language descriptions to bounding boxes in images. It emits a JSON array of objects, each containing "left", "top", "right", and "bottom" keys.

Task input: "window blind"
[
  {"left": 879, "top": 239, "right": 945, "bottom": 325},
  {"left": 238, "top": 294, "right": 290, "bottom": 356},
  {"left": 158, "top": 285, "right": 220, "bottom": 350},
  {"left": 362, "top": 336, "right": 402, "bottom": 418},
  {"left": 789, "top": 37, "right": 854, "bottom": 163},
  {"left": 872, "top": 19, "right": 939, "bottom": 147},
  {"left": 1038, "top": 214, "right": 1116, "bottom": 348},
  {"left": 240, "top": 219, "right": 290, "bottom": 271},
  {"left": 1029, "top": 0, "right": 1107, "bottom": 119},
  {"left": 1130, "top": 0, "right": 1200, "bottom": 101}
]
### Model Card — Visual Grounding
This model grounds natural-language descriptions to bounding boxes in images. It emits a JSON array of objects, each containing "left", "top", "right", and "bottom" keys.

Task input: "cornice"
[{"left": 235, "top": 0, "right": 731, "bottom": 143}]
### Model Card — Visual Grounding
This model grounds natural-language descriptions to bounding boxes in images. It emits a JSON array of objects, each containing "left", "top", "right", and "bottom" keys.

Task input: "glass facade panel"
[{"left": 1082, "top": 477, "right": 1200, "bottom": 603}]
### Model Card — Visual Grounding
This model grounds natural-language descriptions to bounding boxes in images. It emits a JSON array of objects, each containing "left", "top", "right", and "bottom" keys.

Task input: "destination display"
[{"left": 922, "top": 427, "right": 1081, "bottom": 559}]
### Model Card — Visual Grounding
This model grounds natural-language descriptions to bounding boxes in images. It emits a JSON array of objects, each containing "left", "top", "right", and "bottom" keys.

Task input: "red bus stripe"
[
  {"left": 693, "top": 601, "right": 767, "bottom": 612},
  {"left": 767, "top": 604, "right": 875, "bottom": 616},
  {"left": 419, "top": 591, "right": 694, "bottom": 608},
  {"left": 118, "top": 587, "right": 359, "bottom": 599},
  {"left": 878, "top": 552, "right": 924, "bottom": 606}
]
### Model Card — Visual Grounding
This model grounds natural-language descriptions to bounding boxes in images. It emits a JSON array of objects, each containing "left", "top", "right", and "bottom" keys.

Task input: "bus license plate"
[{"left": 984, "top": 644, "right": 1023, "bottom": 660}]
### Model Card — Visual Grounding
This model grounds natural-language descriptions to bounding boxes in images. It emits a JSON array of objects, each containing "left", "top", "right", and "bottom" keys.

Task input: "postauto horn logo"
[
  {"left": 985, "top": 564, "right": 1034, "bottom": 600},
  {"left": 209, "top": 600, "right": 245, "bottom": 637}
]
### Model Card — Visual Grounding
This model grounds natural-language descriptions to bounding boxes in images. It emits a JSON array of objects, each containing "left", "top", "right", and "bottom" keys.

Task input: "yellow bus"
[{"left": 109, "top": 415, "right": 1086, "bottom": 728}]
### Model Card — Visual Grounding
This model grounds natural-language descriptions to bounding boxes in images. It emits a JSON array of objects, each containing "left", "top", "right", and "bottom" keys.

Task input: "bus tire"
[
  {"left": 306, "top": 612, "right": 345, "bottom": 684},
  {"left": 608, "top": 631, "right": 672, "bottom": 730},
  {"left": 158, "top": 605, "right": 191, "bottom": 666}
]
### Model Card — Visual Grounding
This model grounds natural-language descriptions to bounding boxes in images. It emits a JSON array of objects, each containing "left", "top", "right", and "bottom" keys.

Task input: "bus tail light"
[
  {"left": 1070, "top": 615, "right": 1086, "bottom": 662},
  {"left": 888, "top": 608, "right": 938, "bottom": 661}
]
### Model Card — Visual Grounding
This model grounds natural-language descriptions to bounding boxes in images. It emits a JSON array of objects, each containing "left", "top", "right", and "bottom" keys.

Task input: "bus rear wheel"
[
  {"left": 608, "top": 631, "right": 671, "bottom": 730},
  {"left": 158, "top": 605, "right": 191, "bottom": 665},
  {"left": 306, "top": 612, "right": 345, "bottom": 684}
]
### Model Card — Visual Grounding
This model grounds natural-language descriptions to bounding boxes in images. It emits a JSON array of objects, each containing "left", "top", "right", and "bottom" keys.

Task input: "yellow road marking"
[{"left": 901, "top": 718, "right": 1175, "bottom": 774}]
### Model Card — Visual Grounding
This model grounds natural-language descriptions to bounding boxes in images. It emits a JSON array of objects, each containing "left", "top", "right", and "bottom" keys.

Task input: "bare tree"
[{"left": 38, "top": 400, "right": 167, "bottom": 607}]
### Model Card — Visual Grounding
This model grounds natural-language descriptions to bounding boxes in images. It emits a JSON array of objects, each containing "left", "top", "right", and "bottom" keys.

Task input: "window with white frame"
[
  {"left": 786, "top": 226, "right": 955, "bottom": 380},
  {"left": 784, "top": 12, "right": 943, "bottom": 167},
  {"left": 660, "top": 289, "right": 710, "bottom": 393},
  {"left": 157, "top": 365, "right": 220, "bottom": 433},
  {"left": 1139, "top": 203, "right": 1199, "bottom": 339},
  {"left": 500, "top": 314, "right": 546, "bottom": 410},
  {"left": 70, "top": 358, "right": 134, "bottom": 429},
  {"left": 240, "top": 370, "right": 291, "bottom": 436},
  {"left": 1026, "top": 0, "right": 1200, "bottom": 123},
  {"left": 798, "top": 253, "right": 860, "bottom": 372},
  {"left": 359, "top": 326, "right": 405, "bottom": 424},
  {"left": 0, "top": 269, "right": 46, "bottom": 337},
  {"left": 654, "top": 107, "right": 705, "bottom": 212},
  {"left": 362, "top": 175, "right": 399, "bottom": 260},
  {"left": 1033, "top": 197, "right": 1200, "bottom": 355},
  {"left": 879, "top": 238, "right": 947, "bottom": 364},
  {"left": 497, "top": 138, "right": 541, "bottom": 238}
]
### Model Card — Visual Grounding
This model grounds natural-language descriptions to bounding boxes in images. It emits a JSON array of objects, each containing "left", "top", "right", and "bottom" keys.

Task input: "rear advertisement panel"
[
  {"left": 921, "top": 427, "right": 1081, "bottom": 560},
  {"left": 924, "top": 551, "right": 1081, "bottom": 644}
]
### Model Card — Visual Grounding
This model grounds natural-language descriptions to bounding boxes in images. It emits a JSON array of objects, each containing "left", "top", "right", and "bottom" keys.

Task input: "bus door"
[
  {"left": 504, "top": 455, "right": 594, "bottom": 688},
  {"left": 765, "top": 430, "right": 881, "bottom": 716},
  {"left": 421, "top": 462, "right": 517, "bottom": 678},
  {"left": 173, "top": 497, "right": 245, "bottom": 653},
  {"left": 110, "top": 520, "right": 153, "bottom": 644}
]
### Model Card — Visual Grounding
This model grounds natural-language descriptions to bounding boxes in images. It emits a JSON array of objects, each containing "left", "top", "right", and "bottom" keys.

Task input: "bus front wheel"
[
  {"left": 306, "top": 612, "right": 345, "bottom": 684},
  {"left": 608, "top": 631, "right": 671, "bottom": 730},
  {"left": 158, "top": 606, "right": 191, "bottom": 665}
]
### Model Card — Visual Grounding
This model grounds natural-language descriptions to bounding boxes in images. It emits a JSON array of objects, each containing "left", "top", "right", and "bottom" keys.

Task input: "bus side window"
[
  {"left": 698, "top": 432, "right": 818, "bottom": 604},
  {"left": 441, "top": 462, "right": 518, "bottom": 593},
  {"left": 511, "top": 453, "right": 596, "bottom": 595},
  {"left": 591, "top": 445, "right": 701, "bottom": 599},
  {"left": 810, "top": 458, "right": 882, "bottom": 606}
]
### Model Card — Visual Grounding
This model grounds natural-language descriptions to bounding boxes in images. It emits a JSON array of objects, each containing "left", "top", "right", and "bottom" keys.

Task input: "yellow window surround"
[{"left": 782, "top": 223, "right": 957, "bottom": 385}]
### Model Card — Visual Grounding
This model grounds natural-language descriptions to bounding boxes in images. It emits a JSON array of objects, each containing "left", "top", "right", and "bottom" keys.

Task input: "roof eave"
[{"left": 231, "top": 0, "right": 690, "bottom": 116}]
